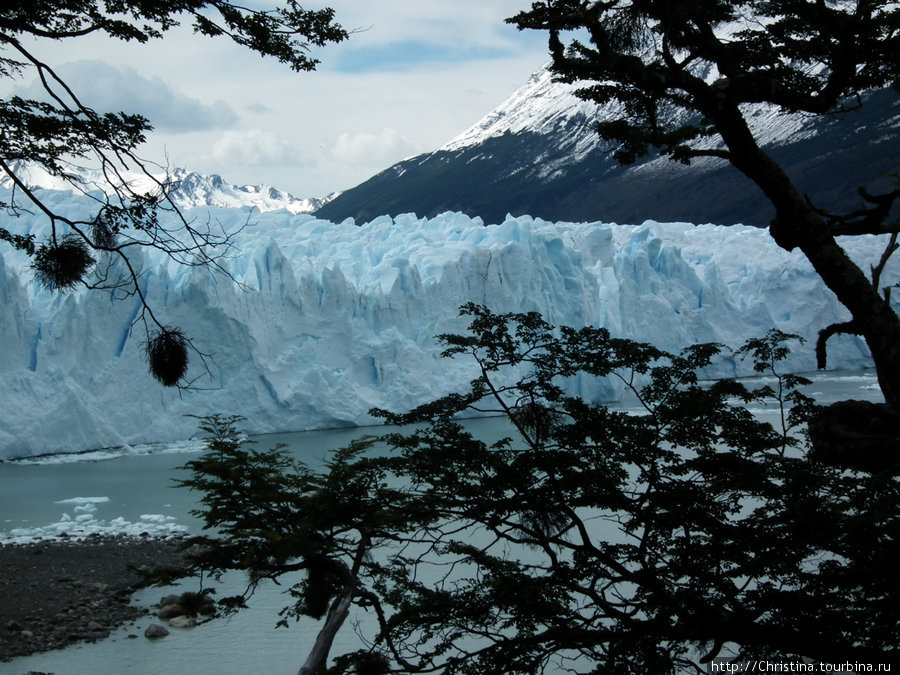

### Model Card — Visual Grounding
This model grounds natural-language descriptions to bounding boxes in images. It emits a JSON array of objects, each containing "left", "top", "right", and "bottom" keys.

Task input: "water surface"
[{"left": 0, "top": 370, "right": 882, "bottom": 674}]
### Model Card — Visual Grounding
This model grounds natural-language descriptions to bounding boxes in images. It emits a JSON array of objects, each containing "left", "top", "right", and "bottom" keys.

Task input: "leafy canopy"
[
  {"left": 508, "top": 0, "right": 900, "bottom": 414},
  {"left": 175, "top": 305, "right": 898, "bottom": 672},
  {"left": 0, "top": 1, "right": 346, "bottom": 386},
  {"left": 509, "top": 0, "right": 899, "bottom": 165}
]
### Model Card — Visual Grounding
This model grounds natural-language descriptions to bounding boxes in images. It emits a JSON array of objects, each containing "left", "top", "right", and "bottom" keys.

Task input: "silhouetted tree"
[
  {"left": 0, "top": 1, "right": 346, "bottom": 386},
  {"left": 508, "top": 0, "right": 900, "bottom": 415},
  {"left": 175, "top": 305, "right": 899, "bottom": 672}
]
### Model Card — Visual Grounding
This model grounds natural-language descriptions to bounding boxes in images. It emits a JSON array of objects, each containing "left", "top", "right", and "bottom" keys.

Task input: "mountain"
[
  {"left": 316, "top": 65, "right": 900, "bottom": 226},
  {"left": 1, "top": 163, "right": 337, "bottom": 214},
  {"left": 159, "top": 169, "right": 339, "bottom": 214}
]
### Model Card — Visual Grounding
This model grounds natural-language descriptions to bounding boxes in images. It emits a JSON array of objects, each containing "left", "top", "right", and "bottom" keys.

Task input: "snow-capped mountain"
[
  {"left": 159, "top": 169, "right": 339, "bottom": 214},
  {"left": 316, "top": 63, "right": 900, "bottom": 226},
  {"left": 1, "top": 163, "right": 337, "bottom": 215}
]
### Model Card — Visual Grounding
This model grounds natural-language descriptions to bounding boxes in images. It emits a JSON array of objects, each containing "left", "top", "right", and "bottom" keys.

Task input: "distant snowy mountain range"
[
  {"left": 316, "top": 63, "right": 900, "bottom": 226},
  {"left": 1, "top": 163, "right": 338, "bottom": 215}
]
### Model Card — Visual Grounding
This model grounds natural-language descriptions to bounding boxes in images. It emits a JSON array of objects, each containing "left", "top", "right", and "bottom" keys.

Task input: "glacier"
[{"left": 1, "top": 187, "right": 897, "bottom": 459}]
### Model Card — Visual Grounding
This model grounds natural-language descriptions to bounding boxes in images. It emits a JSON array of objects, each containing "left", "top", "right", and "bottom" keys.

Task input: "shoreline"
[{"left": 0, "top": 535, "right": 188, "bottom": 663}]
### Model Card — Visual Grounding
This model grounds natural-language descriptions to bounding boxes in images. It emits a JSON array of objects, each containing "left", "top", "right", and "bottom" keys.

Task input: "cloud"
[
  {"left": 245, "top": 102, "right": 273, "bottom": 114},
  {"left": 17, "top": 60, "right": 238, "bottom": 132},
  {"left": 329, "top": 128, "right": 421, "bottom": 166},
  {"left": 211, "top": 129, "right": 309, "bottom": 167},
  {"left": 12, "top": 4, "right": 548, "bottom": 196}
]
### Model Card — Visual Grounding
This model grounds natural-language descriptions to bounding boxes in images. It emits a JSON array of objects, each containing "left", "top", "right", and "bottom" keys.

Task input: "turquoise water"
[
  {"left": 0, "top": 371, "right": 883, "bottom": 674},
  {"left": 0, "top": 417, "right": 518, "bottom": 675}
]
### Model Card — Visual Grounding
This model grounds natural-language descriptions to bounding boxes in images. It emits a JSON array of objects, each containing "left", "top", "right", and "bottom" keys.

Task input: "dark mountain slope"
[{"left": 317, "top": 68, "right": 898, "bottom": 226}]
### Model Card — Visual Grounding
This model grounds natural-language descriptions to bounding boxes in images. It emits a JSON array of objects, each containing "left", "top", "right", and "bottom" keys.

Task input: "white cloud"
[
  {"left": 16, "top": 60, "right": 238, "bottom": 132},
  {"left": 5, "top": 5, "right": 550, "bottom": 196},
  {"left": 211, "top": 129, "right": 309, "bottom": 167},
  {"left": 329, "top": 128, "right": 421, "bottom": 166}
]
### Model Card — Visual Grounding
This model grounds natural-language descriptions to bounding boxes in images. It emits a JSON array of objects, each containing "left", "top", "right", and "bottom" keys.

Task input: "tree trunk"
[
  {"left": 787, "top": 213, "right": 900, "bottom": 411},
  {"left": 298, "top": 587, "right": 354, "bottom": 675},
  {"left": 713, "top": 101, "right": 900, "bottom": 411}
]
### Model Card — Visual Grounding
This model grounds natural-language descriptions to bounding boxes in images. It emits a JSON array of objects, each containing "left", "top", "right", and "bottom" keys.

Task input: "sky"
[{"left": 9, "top": 1, "right": 552, "bottom": 199}]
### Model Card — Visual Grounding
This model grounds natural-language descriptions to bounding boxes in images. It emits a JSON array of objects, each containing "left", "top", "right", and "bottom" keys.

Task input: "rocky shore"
[{"left": 0, "top": 535, "right": 189, "bottom": 662}]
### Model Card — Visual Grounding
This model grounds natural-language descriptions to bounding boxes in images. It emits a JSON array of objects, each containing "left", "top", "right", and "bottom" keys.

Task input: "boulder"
[
  {"left": 144, "top": 624, "right": 169, "bottom": 639},
  {"left": 168, "top": 615, "right": 197, "bottom": 629},
  {"left": 156, "top": 604, "right": 185, "bottom": 620}
]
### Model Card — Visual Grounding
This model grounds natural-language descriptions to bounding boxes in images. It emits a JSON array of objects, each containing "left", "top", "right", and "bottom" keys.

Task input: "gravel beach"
[{"left": 0, "top": 536, "right": 188, "bottom": 662}]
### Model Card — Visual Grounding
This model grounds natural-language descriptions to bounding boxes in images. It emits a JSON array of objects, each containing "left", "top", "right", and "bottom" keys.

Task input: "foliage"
[
  {"left": 507, "top": 0, "right": 900, "bottom": 412},
  {"left": 174, "top": 413, "right": 428, "bottom": 673},
  {"left": 31, "top": 232, "right": 94, "bottom": 290},
  {"left": 176, "top": 306, "right": 899, "bottom": 672},
  {"left": 510, "top": 0, "right": 899, "bottom": 166},
  {"left": 145, "top": 327, "right": 190, "bottom": 387},
  {"left": 0, "top": 1, "right": 347, "bottom": 386}
]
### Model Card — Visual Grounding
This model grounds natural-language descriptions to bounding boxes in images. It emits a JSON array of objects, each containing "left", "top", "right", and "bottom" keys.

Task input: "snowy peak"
[
  {"left": 1, "top": 163, "right": 336, "bottom": 215},
  {"left": 160, "top": 169, "right": 339, "bottom": 214},
  {"left": 440, "top": 62, "right": 853, "bottom": 157},
  {"left": 440, "top": 64, "right": 600, "bottom": 154}
]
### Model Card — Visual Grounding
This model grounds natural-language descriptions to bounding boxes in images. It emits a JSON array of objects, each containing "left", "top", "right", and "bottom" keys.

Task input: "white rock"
[{"left": 168, "top": 615, "right": 197, "bottom": 628}]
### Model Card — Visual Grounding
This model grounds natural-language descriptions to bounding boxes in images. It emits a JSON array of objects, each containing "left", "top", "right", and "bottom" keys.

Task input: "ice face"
[{"left": 1, "top": 191, "right": 896, "bottom": 458}]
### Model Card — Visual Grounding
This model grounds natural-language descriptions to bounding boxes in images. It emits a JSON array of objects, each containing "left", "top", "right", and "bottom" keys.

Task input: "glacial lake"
[{"left": 0, "top": 369, "right": 884, "bottom": 675}]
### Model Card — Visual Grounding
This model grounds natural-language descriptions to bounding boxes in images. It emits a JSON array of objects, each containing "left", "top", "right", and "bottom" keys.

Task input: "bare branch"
[{"left": 809, "top": 186, "right": 900, "bottom": 236}]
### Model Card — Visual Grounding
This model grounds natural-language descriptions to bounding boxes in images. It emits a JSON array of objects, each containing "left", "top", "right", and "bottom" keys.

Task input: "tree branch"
[{"left": 811, "top": 187, "right": 900, "bottom": 236}]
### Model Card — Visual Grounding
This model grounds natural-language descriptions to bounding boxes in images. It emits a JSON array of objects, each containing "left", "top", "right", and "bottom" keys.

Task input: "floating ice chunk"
[
  {"left": 0, "top": 500, "right": 187, "bottom": 544},
  {"left": 55, "top": 496, "right": 110, "bottom": 504},
  {"left": 139, "top": 514, "right": 177, "bottom": 524}
]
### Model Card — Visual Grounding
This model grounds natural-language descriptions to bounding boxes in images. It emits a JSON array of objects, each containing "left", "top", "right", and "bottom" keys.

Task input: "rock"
[
  {"left": 159, "top": 594, "right": 181, "bottom": 607},
  {"left": 168, "top": 615, "right": 196, "bottom": 628},
  {"left": 144, "top": 624, "right": 169, "bottom": 639},
  {"left": 157, "top": 603, "right": 185, "bottom": 619},
  {"left": 0, "top": 536, "right": 189, "bottom": 661}
]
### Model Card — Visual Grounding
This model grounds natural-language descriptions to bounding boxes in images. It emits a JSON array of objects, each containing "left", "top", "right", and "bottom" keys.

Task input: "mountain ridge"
[
  {"left": 316, "top": 64, "right": 900, "bottom": 226},
  {"left": 1, "top": 163, "right": 337, "bottom": 215}
]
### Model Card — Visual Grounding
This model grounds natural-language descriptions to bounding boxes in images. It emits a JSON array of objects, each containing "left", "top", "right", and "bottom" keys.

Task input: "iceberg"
[{"left": 1, "top": 188, "right": 896, "bottom": 458}]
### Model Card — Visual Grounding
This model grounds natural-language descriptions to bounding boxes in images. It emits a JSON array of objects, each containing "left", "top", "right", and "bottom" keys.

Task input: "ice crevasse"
[{"left": 0, "top": 198, "right": 896, "bottom": 459}]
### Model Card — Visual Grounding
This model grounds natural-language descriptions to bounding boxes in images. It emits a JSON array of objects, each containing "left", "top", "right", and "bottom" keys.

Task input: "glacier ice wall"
[{"left": 1, "top": 192, "right": 896, "bottom": 458}]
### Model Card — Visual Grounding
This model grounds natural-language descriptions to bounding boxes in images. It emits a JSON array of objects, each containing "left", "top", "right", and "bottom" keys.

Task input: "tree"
[
  {"left": 174, "top": 305, "right": 899, "bottom": 673},
  {"left": 173, "top": 415, "right": 418, "bottom": 675},
  {"left": 0, "top": 1, "right": 346, "bottom": 386},
  {"left": 507, "top": 0, "right": 900, "bottom": 415}
]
